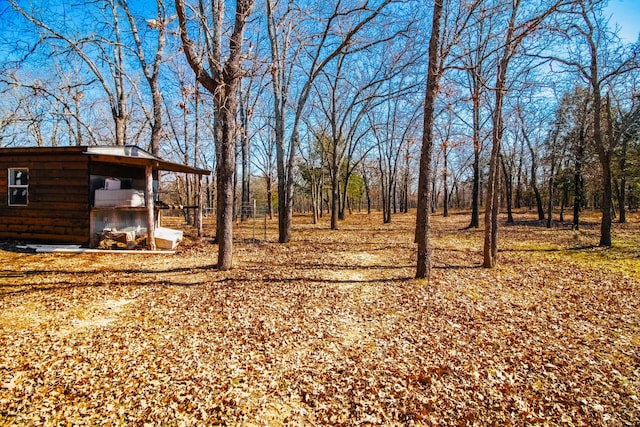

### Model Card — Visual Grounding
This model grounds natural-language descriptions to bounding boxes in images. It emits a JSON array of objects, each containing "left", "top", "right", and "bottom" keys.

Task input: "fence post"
[{"left": 252, "top": 199, "right": 256, "bottom": 241}]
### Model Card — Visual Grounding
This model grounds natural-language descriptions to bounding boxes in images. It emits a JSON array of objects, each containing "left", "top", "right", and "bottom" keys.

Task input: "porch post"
[
  {"left": 145, "top": 164, "right": 156, "bottom": 250},
  {"left": 196, "top": 174, "right": 203, "bottom": 239}
]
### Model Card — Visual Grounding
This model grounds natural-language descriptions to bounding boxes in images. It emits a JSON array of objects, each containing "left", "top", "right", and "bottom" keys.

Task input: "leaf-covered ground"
[{"left": 0, "top": 211, "right": 638, "bottom": 426}]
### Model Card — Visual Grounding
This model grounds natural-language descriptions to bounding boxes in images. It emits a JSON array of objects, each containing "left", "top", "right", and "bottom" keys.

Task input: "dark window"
[{"left": 8, "top": 168, "right": 28, "bottom": 206}]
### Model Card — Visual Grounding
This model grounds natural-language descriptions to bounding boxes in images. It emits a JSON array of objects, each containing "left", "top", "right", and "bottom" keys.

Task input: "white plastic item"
[
  {"left": 154, "top": 227, "right": 183, "bottom": 250},
  {"left": 104, "top": 177, "right": 121, "bottom": 190}
]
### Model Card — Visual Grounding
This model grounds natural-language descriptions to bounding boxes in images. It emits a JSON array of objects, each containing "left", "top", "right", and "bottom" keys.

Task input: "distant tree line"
[{"left": 0, "top": 0, "right": 638, "bottom": 272}]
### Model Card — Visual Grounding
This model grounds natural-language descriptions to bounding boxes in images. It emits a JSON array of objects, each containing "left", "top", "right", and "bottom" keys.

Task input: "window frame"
[{"left": 8, "top": 168, "right": 29, "bottom": 206}]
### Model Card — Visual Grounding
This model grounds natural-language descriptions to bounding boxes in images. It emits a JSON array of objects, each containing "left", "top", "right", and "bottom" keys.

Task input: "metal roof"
[
  {"left": 85, "top": 146, "right": 211, "bottom": 175},
  {"left": 0, "top": 145, "right": 211, "bottom": 175}
]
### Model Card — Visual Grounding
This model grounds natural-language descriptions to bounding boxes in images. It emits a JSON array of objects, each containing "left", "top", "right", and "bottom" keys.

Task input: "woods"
[
  {"left": 1, "top": 1, "right": 640, "bottom": 424},
  {"left": 1, "top": 0, "right": 639, "bottom": 269}
]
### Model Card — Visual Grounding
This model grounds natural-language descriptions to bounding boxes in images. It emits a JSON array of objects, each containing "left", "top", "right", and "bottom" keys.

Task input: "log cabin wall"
[
  {"left": 0, "top": 147, "right": 91, "bottom": 244},
  {"left": 0, "top": 145, "right": 209, "bottom": 246}
]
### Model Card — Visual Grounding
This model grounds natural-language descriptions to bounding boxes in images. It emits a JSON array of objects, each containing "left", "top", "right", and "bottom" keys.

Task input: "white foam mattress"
[{"left": 94, "top": 189, "right": 145, "bottom": 208}]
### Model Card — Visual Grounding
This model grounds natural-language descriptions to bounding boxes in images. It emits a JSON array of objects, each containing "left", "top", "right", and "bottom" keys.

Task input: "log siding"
[{"left": 0, "top": 148, "right": 91, "bottom": 244}]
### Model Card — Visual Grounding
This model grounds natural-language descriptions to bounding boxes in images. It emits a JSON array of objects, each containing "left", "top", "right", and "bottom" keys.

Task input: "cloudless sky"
[{"left": 605, "top": 0, "right": 640, "bottom": 43}]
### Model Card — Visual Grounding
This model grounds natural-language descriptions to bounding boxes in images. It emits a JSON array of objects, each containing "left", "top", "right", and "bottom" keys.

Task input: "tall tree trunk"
[
  {"left": 383, "top": 180, "right": 391, "bottom": 223},
  {"left": 393, "top": 181, "right": 398, "bottom": 214},
  {"left": 194, "top": 80, "right": 202, "bottom": 237},
  {"left": 526, "top": 139, "right": 545, "bottom": 221},
  {"left": 467, "top": 48, "right": 483, "bottom": 229},
  {"left": 415, "top": 0, "right": 442, "bottom": 279},
  {"left": 573, "top": 171, "right": 582, "bottom": 229},
  {"left": 484, "top": 57, "right": 508, "bottom": 269},
  {"left": 501, "top": 155, "right": 514, "bottom": 224},
  {"left": 559, "top": 179, "right": 568, "bottom": 223},
  {"left": 114, "top": 114, "right": 126, "bottom": 146},
  {"left": 266, "top": 174, "right": 273, "bottom": 220},
  {"left": 443, "top": 151, "right": 449, "bottom": 218},
  {"left": 240, "top": 97, "right": 251, "bottom": 221},
  {"left": 431, "top": 175, "right": 437, "bottom": 214},
  {"left": 73, "top": 91, "right": 83, "bottom": 146},
  {"left": 546, "top": 169, "right": 555, "bottom": 229},
  {"left": 483, "top": 0, "right": 559, "bottom": 266},
  {"left": 266, "top": 0, "right": 292, "bottom": 242},
  {"left": 618, "top": 135, "right": 628, "bottom": 223},
  {"left": 484, "top": 135, "right": 501, "bottom": 268},
  {"left": 217, "top": 102, "right": 236, "bottom": 269},
  {"left": 112, "top": 0, "right": 127, "bottom": 146},
  {"left": 330, "top": 167, "right": 339, "bottom": 230},
  {"left": 546, "top": 128, "right": 560, "bottom": 229},
  {"left": 402, "top": 172, "right": 409, "bottom": 213},
  {"left": 149, "top": 79, "right": 163, "bottom": 155},
  {"left": 339, "top": 172, "right": 352, "bottom": 221},
  {"left": 573, "top": 101, "right": 588, "bottom": 229},
  {"left": 232, "top": 149, "right": 239, "bottom": 222},
  {"left": 470, "top": 146, "right": 480, "bottom": 228},
  {"left": 593, "top": 89, "right": 612, "bottom": 246},
  {"left": 599, "top": 153, "right": 613, "bottom": 246},
  {"left": 362, "top": 166, "right": 372, "bottom": 215},
  {"left": 483, "top": 2, "right": 517, "bottom": 268},
  {"left": 276, "top": 141, "right": 291, "bottom": 242},
  {"left": 515, "top": 141, "right": 524, "bottom": 209},
  {"left": 175, "top": 0, "right": 254, "bottom": 270},
  {"left": 618, "top": 177, "right": 626, "bottom": 224}
]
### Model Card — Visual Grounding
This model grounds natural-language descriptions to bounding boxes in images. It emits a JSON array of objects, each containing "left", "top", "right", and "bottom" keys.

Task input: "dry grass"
[{"left": 0, "top": 209, "right": 638, "bottom": 426}]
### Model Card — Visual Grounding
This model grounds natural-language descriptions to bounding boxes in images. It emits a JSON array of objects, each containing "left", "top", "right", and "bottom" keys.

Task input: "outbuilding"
[{"left": 0, "top": 145, "right": 210, "bottom": 249}]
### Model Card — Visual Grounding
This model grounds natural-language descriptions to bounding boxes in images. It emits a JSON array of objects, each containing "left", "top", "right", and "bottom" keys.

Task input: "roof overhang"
[{"left": 85, "top": 146, "right": 211, "bottom": 175}]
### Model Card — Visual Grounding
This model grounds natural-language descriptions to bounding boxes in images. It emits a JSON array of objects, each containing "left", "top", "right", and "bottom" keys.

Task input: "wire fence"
[
  {"left": 203, "top": 202, "right": 271, "bottom": 242},
  {"left": 237, "top": 201, "right": 269, "bottom": 242}
]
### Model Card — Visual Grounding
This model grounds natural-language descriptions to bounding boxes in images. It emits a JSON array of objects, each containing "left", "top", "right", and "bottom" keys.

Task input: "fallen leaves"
[{"left": 0, "top": 211, "right": 638, "bottom": 425}]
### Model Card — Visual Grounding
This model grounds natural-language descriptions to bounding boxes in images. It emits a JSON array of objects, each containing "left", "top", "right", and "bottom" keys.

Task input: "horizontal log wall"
[{"left": 0, "top": 151, "right": 90, "bottom": 244}]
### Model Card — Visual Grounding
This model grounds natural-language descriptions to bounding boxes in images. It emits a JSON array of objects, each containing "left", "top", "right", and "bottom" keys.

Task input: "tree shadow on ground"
[
  {"left": 503, "top": 219, "right": 600, "bottom": 228},
  {"left": 499, "top": 244, "right": 601, "bottom": 253}
]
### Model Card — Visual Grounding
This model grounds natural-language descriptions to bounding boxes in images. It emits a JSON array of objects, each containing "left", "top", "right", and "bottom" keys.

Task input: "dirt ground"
[{"left": 0, "top": 210, "right": 638, "bottom": 426}]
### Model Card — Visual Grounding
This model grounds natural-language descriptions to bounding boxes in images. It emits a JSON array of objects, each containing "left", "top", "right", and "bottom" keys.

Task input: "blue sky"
[{"left": 605, "top": 0, "right": 640, "bottom": 43}]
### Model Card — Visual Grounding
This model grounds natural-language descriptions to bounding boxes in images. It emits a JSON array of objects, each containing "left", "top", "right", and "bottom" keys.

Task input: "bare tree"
[
  {"left": 612, "top": 93, "right": 640, "bottom": 223},
  {"left": 454, "top": 4, "right": 496, "bottom": 228},
  {"left": 436, "top": 104, "right": 458, "bottom": 218},
  {"left": 298, "top": 126, "right": 329, "bottom": 224},
  {"left": 371, "top": 75, "right": 422, "bottom": 224},
  {"left": 252, "top": 119, "right": 277, "bottom": 221},
  {"left": 415, "top": 0, "right": 444, "bottom": 279},
  {"left": 9, "top": 0, "right": 138, "bottom": 145},
  {"left": 1, "top": 64, "right": 100, "bottom": 147},
  {"left": 416, "top": 0, "right": 483, "bottom": 279},
  {"left": 555, "top": 86, "right": 592, "bottom": 228},
  {"left": 312, "top": 45, "right": 408, "bottom": 229},
  {"left": 482, "top": 0, "right": 569, "bottom": 268},
  {"left": 267, "top": 0, "right": 403, "bottom": 243},
  {"left": 175, "top": 0, "right": 255, "bottom": 270},
  {"left": 544, "top": 124, "right": 563, "bottom": 228},
  {"left": 238, "top": 41, "right": 268, "bottom": 221},
  {"left": 118, "top": 0, "right": 167, "bottom": 155},
  {"left": 546, "top": 1, "right": 638, "bottom": 245}
]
